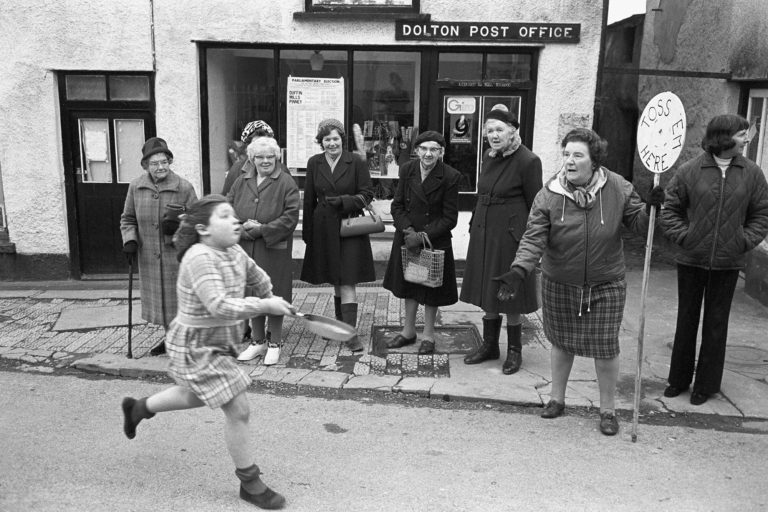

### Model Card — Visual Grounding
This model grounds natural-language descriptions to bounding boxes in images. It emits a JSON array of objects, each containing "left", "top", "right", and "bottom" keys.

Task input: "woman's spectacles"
[
  {"left": 252, "top": 155, "right": 277, "bottom": 161},
  {"left": 417, "top": 146, "right": 442, "bottom": 154},
  {"left": 148, "top": 160, "right": 169, "bottom": 169}
]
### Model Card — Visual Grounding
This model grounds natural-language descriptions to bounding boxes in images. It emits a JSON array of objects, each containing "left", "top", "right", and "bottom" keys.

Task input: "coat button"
[
  {"left": 153, "top": 194, "right": 159, "bottom": 199},
  {"left": 153, "top": 223, "right": 158, "bottom": 228}
]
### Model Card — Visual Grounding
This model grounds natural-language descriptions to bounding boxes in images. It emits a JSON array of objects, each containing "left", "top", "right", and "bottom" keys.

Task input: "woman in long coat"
[
  {"left": 300, "top": 118, "right": 376, "bottom": 351},
  {"left": 121, "top": 137, "right": 197, "bottom": 355},
  {"left": 227, "top": 136, "right": 300, "bottom": 363},
  {"left": 460, "top": 109, "right": 542, "bottom": 374},
  {"left": 383, "top": 131, "right": 461, "bottom": 355}
]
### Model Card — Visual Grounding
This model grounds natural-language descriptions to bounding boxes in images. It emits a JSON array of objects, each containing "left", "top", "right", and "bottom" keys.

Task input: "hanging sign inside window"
[{"left": 286, "top": 76, "right": 345, "bottom": 170}]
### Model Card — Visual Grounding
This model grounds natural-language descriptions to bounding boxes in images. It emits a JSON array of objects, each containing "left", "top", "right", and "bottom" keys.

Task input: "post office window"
[
  {"left": 66, "top": 75, "right": 107, "bottom": 101},
  {"left": 438, "top": 53, "right": 483, "bottom": 80},
  {"left": 109, "top": 76, "right": 150, "bottom": 101}
]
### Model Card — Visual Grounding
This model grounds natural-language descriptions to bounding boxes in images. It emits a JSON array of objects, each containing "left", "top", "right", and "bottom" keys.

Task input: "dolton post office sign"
[{"left": 395, "top": 21, "right": 580, "bottom": 43}]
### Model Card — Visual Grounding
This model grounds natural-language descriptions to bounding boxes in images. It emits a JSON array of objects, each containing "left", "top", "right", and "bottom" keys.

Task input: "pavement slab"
[
  {"left": 53, "top": 304, "right": 145, "bottom": 331},
  {"left": 344, "top": 374, "right": 402, "bottom": 391},
  {"left": 297, "top": 369, "right": 350, "bottom": 389}
]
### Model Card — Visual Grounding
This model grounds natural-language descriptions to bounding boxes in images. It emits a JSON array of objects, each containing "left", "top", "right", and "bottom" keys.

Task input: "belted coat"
[
  {"left": 460, "top": 145, "right": 542, "bottom": 314},
  {"left": 120, "top": 170, "right": 197, "bottom": 326},
  {"left": 382, "top": 159, "right": 461, "bottom": 306},
  {"left": 300, "top": 150, "right": 376, "bottom": 285}
]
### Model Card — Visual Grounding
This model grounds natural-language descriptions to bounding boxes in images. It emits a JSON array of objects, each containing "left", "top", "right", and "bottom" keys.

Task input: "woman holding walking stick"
[{"left": 661, "top": 114, "right": 768, "bottom": 406}]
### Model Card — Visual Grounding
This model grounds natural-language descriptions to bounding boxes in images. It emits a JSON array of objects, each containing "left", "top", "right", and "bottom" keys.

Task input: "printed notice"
[{"left": 286, "top": 76, "right": 345, "bottom": 169}]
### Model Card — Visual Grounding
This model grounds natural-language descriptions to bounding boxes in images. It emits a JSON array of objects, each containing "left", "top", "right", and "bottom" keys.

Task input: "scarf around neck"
[
  {"left": 558, "top": 166, "right": 607, "bottom": 208},
  {"left": 488, "top": 130, "right": 522, "bottom": 158}
]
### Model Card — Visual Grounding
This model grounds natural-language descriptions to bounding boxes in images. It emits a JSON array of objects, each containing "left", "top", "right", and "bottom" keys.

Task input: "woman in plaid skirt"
[
  {"left": 121, "top": 195, "right": 293, "bottom": 509},
  {"left": 494, "top": 129, "right": 664, "bottom": 436}
]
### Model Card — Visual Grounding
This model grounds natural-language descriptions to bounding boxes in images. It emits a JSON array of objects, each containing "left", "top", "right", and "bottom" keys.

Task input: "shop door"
[
  {"left": 440, "top": 91, "right": 528, "bottom": 193},
  {"left": 65, "top": 111, "right": 152, "bottom": 276}
]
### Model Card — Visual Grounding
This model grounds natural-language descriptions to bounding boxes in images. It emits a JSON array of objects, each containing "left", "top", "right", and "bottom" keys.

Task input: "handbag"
[
  {"left": 401, "top": 233, "right": 445, "bottom": 288},
  {"left": 339, "top": 202, "right": 385, "bottom": 237}
]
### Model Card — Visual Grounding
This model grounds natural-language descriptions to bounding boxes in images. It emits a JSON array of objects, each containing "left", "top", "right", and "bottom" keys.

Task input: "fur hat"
[
  {"left": 141, "top": 137, "right": 173, "bottom": 164},
  {"left": 485, "top": 109, "right": 520, "bottom": 129},
  {"left": 241, "top": 120, "right": 274, "bottom": 143},
  {"left": 414, "top": 130, "right": 446, "bottom": 148}
]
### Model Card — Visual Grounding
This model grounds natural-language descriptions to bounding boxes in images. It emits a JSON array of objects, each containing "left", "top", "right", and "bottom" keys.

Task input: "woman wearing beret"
[
  {"left": 383, "top": 131, "right": 461, "bottom": 355},
  {"left": 300, "top": 118, "right": 376, "bottom": 352},
  {"left": 227, "top": 136, "right": 300, "bottom": 365},
  {"left": 495, "top": 128, "right": 663, "bottom": 435},
  {"left": 661, "top": 114, "right": 768, "bottom": 406},
  {"left": 120, "top": 137, "right": 198, "bottom": 355},
  {"left": 460, "top": 109, "right": 543, "bottom": 374}
]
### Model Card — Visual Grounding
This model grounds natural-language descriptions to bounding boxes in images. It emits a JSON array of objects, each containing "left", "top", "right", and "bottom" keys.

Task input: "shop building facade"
[{"left": 1, "top": 0, "right": 605, "bottom": 280}]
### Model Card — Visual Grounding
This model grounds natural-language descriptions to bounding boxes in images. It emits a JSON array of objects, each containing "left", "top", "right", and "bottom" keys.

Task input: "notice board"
[{"left": 286, "top": 76, "right": 345, "bottom": 170}]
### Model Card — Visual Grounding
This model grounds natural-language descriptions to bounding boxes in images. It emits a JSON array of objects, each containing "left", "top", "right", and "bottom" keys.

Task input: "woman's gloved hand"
[
  {"left": 123, "top": 240, "right": 138, "bottom": 264},
  {"left": 326, "top": 196, "right": 343, "bottom": 209},
  {"left": 492, "top": 267, "right": 525, "bottom": 301},
  {"left": 403, "top": 229, "right": 423, "bottom": 254},
  {"left": 646, "top": 185, "right": 665, "bottom": 214}
]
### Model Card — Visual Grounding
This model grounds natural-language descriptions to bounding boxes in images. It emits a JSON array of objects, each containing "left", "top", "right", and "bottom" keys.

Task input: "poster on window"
[
  {"left": 446, "top": 96, "right": 476, "bottom": 144},
  {"left": 286, "top": 76, "right": 345, "bottom": 170}
]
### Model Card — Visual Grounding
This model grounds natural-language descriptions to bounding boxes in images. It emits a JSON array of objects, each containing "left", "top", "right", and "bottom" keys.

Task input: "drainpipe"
[
  {"left": 593, "top": 0, "right": 610, "bottom": 129},
  {"left": 149, "top": 0, "right": 157, "bottom": 72}
]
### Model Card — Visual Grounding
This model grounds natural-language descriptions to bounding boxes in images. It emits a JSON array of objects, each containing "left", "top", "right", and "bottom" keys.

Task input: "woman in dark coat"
[
  {"left": 227, "top": 136, "right": 300, "bottom": 364},
  {"left": 300, "top": 118, "right": 376, "bottom": 352},
  {"left": 460, "top": 109, "right": 542, "bottom": 374},
  {"left": 383, "top": 131, "right": 461, "bottom": 355}
]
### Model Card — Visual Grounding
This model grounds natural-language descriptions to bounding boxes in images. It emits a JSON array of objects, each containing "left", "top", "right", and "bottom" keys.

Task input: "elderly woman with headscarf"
[
  {"left": 494, "top": 128, "right": 664, "bottom": 435},
  {"left": 382, "top": 131, "right": 461, "bottom": 355},
  {"left": 120, "top": 137, "right": 198, "bottom": 355},
  {"left": 227, "top": 136, "right": 300, "bottom": 365},
  {"left": 300, "top": 118, "right": 376, "bottom": 352},
  {"left": 460, "top": 108, "right": 543, "bottom": 374}
]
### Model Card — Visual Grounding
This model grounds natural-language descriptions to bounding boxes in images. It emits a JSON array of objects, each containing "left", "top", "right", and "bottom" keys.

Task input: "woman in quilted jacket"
[{"left": 661, "top": 114, "right": 768, "bottom": 406}]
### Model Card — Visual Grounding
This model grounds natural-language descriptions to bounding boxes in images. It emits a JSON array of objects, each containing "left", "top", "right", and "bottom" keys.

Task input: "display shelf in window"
[{"left": 360, "top": 119, "right": 417, "bottom": 179}]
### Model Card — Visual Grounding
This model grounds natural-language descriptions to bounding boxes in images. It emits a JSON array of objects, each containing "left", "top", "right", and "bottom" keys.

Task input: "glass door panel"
[
  {"left": 78, "top": 119, "right": 112, "bottom": 183},
  {"left": 115, "top": 119, "right": 146, "bottom": 183}
]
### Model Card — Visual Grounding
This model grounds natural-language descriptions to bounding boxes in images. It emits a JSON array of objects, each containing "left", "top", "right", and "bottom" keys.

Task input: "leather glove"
[
  {"left": 123, "top": 240, "right": 138, "bottom": 265},
  {"left": 161, "top": 219, "right": 180, "bottom": 236},
  {"left": 326, "top": 196, "right": 343, "bottom": 209},
  {"left": 646, "top": 185, "right": 665, "bottom": 214},
  {"left": 492, "top": 267, "right": 525, "bottom": 301}
]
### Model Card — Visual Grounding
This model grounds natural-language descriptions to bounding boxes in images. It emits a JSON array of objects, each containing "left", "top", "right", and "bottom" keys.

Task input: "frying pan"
[{"left": 291, "top": 312, "right": 356, "bottom": 341}]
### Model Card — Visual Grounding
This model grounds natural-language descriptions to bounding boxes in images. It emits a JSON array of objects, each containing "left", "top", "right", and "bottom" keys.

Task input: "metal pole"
[
  {"left": 127, "top": 259, "right": 134, "bottom": 359},
  {"left": 632, "top": 173, "right": 660, "bottom": 442}
]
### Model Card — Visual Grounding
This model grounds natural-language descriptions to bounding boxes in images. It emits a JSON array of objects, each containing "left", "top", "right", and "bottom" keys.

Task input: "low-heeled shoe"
[
  {"left": 663, "top": 385, "right": 688, "bottom": 398},
  {"left": 418, "top": 339, "right": 435, "bottom": 355},
  {"left": 239, "top": 485, "right": 285, "bottom": 510},
  {"left": 690, "top": 391, "right": 709, "bottom": 406},
  {"left": 599, "top": 411, "right": 619, "bottom": 436},
  {"left": 386, "top": 334, "right": 417, "bottom": 349},
  {"left": 540, "top": 399, "right": 565, "bottom": 419}
]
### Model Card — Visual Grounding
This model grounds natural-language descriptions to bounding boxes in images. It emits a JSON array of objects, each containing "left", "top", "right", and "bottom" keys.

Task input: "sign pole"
[{"left": 632, "top": 92, "right": 686, "bottom": 442}]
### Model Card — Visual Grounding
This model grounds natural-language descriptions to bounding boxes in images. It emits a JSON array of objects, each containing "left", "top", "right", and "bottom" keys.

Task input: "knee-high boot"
[
  {"left": 340, "top": 303, "right": 364, "bottom": 352},
  {"left": 334, "top": 296, "right": 342, "bottom": 321},
  {"left": 502, "top": 324, "right": 522, "bottom": 375},
  {"left": 464, "top": 317, "right": 502, "bottom": 364}
]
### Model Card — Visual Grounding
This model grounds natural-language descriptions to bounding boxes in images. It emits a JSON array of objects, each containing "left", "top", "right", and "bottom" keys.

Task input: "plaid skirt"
[
  {"left": 542, "top": 275, "right": 626, "bottom": 359},
  {"left": 165, "top": 322, "right": 251, "bottom": 408}
]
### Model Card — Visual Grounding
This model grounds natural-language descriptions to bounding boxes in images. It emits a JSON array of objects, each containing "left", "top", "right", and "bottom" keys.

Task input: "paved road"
[{"left": 1, "top": 370, "right": 766, "bottom": 512}]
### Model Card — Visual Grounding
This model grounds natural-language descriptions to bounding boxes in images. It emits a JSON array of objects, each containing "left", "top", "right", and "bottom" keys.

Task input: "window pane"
[
  {"left": 353, "top": 51, "right": 420, "bottom": 184},
  {"left": 78, "top": 119, "right": 112, "bottom": 183},
  {"left": 66, "top": 75, "right": 107, "bottom": 100},
  {"left": 438, "top": 53, "right": 482, "bottom": 80},
  {"left": 486, "top": 54, "right": 532, "bottom": 81},
  {"left": 746, "top": 97, "right": 763, "bottom": 163},
  {"left": 207, "top": 48, "right": 276, "bottom": 194},
  {"left": 109, "top": 76, "right": 150, "bottom": 101},
  {"left": 115, "top": 119, "right": 146, "bottom": 183}
]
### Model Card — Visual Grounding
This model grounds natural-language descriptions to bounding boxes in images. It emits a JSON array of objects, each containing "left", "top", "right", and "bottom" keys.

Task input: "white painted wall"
[{"left": 0, "top": 0, "right": 603, "bottom": 261}]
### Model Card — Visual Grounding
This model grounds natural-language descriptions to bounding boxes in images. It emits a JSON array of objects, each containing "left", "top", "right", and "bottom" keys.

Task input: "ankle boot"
[
  {"left": 334, "top": 296, "right": 342, "bottom": 321},
  {"left": 340, "top": 303, "right": 364, "bottom": 352},
  {"left": 502, "top": 324, "right": 522, "bottom": 375},
  {"left": 235, "top": 464, "right": 286, "bottom": 509},
  {"left": 464, "top": 318, "right": 502, "bottom": 364},
  {"left": 121, "top": 396, "right": 155, "bottom": 439}
]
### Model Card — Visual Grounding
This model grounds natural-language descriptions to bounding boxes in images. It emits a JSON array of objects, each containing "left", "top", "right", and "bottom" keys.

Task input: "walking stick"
[
  {"left": 632, "top": 91, "right": 686, "bottom": 442},
  {"left": 127, "top": 257, "right": 134, "bottom": 359}
]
